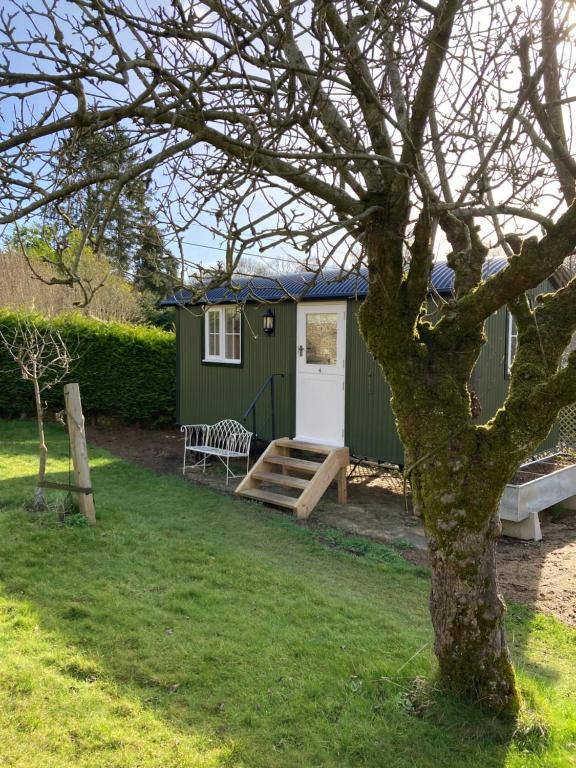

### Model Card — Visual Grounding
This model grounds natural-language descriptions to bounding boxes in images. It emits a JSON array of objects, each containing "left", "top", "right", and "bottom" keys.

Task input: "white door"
[{"left": 295, "top": 302, "right": 346, "bottom": 446}]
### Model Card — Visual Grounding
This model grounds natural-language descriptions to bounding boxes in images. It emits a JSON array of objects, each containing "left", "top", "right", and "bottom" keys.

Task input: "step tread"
[
  {"left": 238, "top": 488, "right": 299, "bottom": 509},
  {"left": 275, "top": 438, "right": 333, "bottom": 455},
  {"left": 252, "top": 471, "right": 309, "bottom": 490},
  {"left": 265, "top": 455, "right": 323, "bottom": 473}
]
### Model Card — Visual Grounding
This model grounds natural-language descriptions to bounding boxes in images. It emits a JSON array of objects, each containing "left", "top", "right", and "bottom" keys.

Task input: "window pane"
[
  {"left": 508, "top": 316, "right": 518, "bottom": 371},
  {"left": 225, "top": 334, "right": 234, "bottom": 360},
  {"left": 224, "top": 306, "right": 238, "bottom": 332},
  {"left": 209, "top": 333, "right": 219, "bottom": 357},
  {"left": 224, "top": 307, "right": 241, "bottom": 361},
  {"left": 207, "top": 310, "right": 220, "bottom": 357},
  {"left": 508, "top": 333, "right": 518, "bottom": 368},
  {"left": 510, "top": 334, "right": 518, "bottom": 364},
  {"left": 224, "top": 330, "right": 240, "bottom": 361},
  {"left": 306, "top": 313, "right": 337, "bottom": 365}
]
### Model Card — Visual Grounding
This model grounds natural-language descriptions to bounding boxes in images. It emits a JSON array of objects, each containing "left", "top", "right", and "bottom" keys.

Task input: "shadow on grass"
[{"left": 0, "top": 421, "right": 570, "bottom": 767}]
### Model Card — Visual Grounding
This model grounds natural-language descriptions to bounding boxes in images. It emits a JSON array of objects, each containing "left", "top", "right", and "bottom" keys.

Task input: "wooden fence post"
[{"left": 64, "top": 383, "right": 96, "bottom": 523}]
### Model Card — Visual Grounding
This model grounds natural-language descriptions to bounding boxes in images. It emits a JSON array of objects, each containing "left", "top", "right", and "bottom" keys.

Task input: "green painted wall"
[
  {"left": 472, "top": 294, "right": 558, "bottom": 452},
  {"left": 473, "top": 307, "right": 508, "bottom": 421},
  {"left": 177, "top": 303, "right": 296, "bottom": 441},
  {"left": 177, "top": 278, "right": 560, "bottom": 462},
  {"left": 345, "top": 302, "right": 405, "bottom": 464},
  {"left": 344, "top": 282, "right": 559, "bottom": 463}
]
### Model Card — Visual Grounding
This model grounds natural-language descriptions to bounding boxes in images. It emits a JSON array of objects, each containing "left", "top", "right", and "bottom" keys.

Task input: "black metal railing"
[{"left": 242, "top": 373, "right": 285, "bottom": 441}]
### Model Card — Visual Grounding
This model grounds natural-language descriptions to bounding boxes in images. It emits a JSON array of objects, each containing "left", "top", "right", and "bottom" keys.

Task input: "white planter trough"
[{"left": 499, "top": 453, "right": 576, "bottom": 541}]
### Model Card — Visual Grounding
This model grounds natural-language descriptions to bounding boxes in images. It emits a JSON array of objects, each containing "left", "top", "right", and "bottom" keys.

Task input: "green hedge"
[{"left": 0, "top": 311, "right": 176, "bottom": 425}]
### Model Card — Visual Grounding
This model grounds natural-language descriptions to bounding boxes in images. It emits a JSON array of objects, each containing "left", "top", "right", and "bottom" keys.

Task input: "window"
[
  {"left": 204, "top": 306, "right": 241, "bottom": 364},
  {"left": 305, "top": 312, "right": 338, "bottom": 365},
  {"left": 507, "top": 311, "right": 518, "bottom": 374}
]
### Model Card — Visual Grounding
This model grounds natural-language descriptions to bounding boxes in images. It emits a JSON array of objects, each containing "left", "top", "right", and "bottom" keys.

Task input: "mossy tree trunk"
[
  {"left": 409, "top": 443, "right": 520, "bottom": 713},
  {"left": 358, "top": 303, "right": 522, "bottom": 712},
  {"left": 358, "top": 207, "right": 576, "bottom": 714}
]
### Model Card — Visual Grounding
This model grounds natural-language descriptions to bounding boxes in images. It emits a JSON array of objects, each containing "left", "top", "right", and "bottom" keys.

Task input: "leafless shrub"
[
  {"left": 0, "top": 320, "right": 73, "bottom": 509},
  {"left": 0, "top": 249, "right": 142, "bottom": 323}
]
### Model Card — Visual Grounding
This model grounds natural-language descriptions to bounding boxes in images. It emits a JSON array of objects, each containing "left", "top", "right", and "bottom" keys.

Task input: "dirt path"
[{"left": 86, "top": 423, "right": 576, "bottom": 627}]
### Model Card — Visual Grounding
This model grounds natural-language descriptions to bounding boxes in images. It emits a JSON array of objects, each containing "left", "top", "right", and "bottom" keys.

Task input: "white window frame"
[
  {"left": 203, "top": 306, "right": 242, "bottom": 364},
  {"left": 507, "top": 311, "right": 518, "bottom": 374}
]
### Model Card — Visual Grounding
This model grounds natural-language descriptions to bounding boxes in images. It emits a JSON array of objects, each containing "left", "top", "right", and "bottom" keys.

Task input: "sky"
[{"left": 1, "top": 0, "right": 574, "bottom": 280}]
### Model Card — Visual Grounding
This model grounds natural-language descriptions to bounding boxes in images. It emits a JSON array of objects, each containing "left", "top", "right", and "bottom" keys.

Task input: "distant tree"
[
  {"left": 56, "top": 127, "right": 150, "bottom": 272},
  {"left": 38, "top": 126, "right": 177, "bottom": 300},
  {"left": 130, "top": 216, "right": 178, "bottom": 327},
  {"left": 133, "top": 218, "right": 179, "bottom": 296}
]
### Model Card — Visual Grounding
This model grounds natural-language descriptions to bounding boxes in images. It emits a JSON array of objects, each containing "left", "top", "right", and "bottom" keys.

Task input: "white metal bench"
[{"left": 181, "top": 419, "right": 252, "bottom": 485}]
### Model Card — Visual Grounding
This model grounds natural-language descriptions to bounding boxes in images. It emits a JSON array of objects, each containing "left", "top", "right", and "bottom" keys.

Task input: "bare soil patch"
[
  {"left": 509, "top": 453, "right": 574, "bottom": 485},
  {"left": 86, "top": 424, "right": 576, "bottom": 627}
]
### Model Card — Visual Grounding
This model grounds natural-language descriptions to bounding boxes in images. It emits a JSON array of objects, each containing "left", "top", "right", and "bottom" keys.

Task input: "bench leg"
[{"left": 501, "top": 512, "right": 542, "bottom": 541}]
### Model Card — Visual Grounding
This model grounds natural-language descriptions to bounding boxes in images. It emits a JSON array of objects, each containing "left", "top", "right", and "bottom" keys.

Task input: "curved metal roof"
[{"left": 161, "top": 258, "right": 509, "bottom": 306}]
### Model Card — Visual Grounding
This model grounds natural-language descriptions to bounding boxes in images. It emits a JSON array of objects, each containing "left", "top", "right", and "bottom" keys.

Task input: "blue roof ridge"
[{"left": 161, "top": 258, "right": 510, "bottom": 306}]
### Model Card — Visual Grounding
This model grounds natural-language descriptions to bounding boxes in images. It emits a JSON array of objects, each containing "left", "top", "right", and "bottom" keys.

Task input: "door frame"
[{"left": 295, "top": 301, "right": 347, "bottom": 446}]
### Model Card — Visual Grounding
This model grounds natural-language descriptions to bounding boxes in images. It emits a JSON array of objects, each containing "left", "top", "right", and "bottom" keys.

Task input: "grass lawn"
[{"left": 0, "top": 420, "right": 575, "bottom": 767}]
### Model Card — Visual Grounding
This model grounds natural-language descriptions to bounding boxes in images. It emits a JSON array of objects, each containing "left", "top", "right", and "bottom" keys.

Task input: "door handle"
[{"left": 298, "top": 345, "right": 305, "bottom": 357}]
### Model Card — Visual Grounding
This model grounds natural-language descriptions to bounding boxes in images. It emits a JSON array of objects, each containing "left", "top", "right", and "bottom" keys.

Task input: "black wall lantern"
[{"left": 262, "top": 308, "right": 275, "bottom": 336}]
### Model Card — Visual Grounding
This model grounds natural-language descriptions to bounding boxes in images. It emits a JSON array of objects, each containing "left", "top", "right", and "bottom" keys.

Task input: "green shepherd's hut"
[{"left": 162, "top": 258, "right": 561, "bottom": 466}]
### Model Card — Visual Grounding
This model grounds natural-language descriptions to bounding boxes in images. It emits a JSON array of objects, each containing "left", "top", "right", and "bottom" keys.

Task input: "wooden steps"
[
  {"left": 251, "top": 470, "right": 309, "bottom": 490},
  {"left": 274, "top": 438, "right": 333, "bottom": 455},
  {"left": 265, "top": 455, "right": 323, "bottom": 473},
  {"left": 235, "top": 438, "right": 349, "bottom": 519},
  {"left": 239, "top": 487, "right": 300, "bottom": 509}
]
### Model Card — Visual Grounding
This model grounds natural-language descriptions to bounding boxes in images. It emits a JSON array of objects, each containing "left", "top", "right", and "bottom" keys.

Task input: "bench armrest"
[{"left": 181, "top": 424, "right": 209, "bottom": 447}]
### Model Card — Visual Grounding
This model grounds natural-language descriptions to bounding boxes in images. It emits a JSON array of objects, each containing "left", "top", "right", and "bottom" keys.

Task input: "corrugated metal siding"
[
  {"left": 345, "top": 302, "right": 405, "bottom": 464},
  {"left": 473, "top": 281, "right": 559, "bottom": 451},
  {"left": 530, "top": 282, "right": 560, "bottom": 451},
  {"left": 175, "top": 309, "right": 181, "bottom": 422},
  {"left": 178, "top": 303, "right": 296, "bottom": 441},
  {"left": 345, "top": 284, "right": 558, "bottom": 463},
  {"left": 474, "top": 307, "right": 509, "bottom": 421},
  {"left": 540, "top": 423, "right": 560, "bottom": 451}
]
